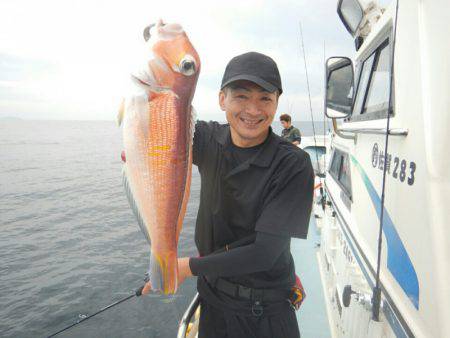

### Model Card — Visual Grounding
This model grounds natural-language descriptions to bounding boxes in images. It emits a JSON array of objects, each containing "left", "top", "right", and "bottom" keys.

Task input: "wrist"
[
  {"left": 185, "top": 257, "right": 193, "bottom": 277},
  {"left": 188, "top": 257, "right": 198, "bottom": 276},
  {"left": 180, "top": 257, "right": 193, "bottom": 277}
]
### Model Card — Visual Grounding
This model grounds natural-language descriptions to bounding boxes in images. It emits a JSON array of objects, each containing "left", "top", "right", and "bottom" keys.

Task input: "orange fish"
[{"left": 118, "top": 20, "right": 200, "bottom": 294}]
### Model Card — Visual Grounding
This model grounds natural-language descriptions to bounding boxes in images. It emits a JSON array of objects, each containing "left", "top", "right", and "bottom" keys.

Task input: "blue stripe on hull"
[{"left": 350, "top": 155, "right": 419, "bottom": 309}]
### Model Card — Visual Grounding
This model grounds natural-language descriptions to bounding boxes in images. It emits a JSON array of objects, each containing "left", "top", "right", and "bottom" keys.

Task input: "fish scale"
[{"left": 146, "top": 93, "right": 188, "bottom": 251}]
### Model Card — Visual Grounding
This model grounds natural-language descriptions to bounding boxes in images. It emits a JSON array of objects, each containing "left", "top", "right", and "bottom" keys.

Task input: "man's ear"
[{"left": 219, "top": 91, "right": 226, "bottom": 111}]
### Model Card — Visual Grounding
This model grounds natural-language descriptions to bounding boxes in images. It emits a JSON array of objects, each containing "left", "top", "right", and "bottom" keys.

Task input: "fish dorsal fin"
[{"left": 122, "top": 166, "right": 151, "bottom": 245}]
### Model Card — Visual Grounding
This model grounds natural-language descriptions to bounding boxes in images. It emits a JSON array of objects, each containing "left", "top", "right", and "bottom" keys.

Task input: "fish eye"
[
  {"left": 179, "top": 55, "right": 196, "bottom": 76},
  {"left": 143, "top": 23, "right": 155, "bottom": 42}
]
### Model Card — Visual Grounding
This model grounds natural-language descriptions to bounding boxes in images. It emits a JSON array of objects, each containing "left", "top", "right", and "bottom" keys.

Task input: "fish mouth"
[
  {"left": 143, "top": 23, "right": 156, "bottom": 42},
  {"left": 143, "top": 20, "right": 184, "bottom": 43}
]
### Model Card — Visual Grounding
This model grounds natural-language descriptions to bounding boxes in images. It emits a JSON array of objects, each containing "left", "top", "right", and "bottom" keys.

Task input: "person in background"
[{"left": 280, "top": 113, "right": 301, "bottom": 145}]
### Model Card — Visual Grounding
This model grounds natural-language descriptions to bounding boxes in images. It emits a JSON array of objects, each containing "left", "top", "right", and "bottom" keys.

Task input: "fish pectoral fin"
[{"left": 117, "top": 98, "right": 125, "bottom": 126}]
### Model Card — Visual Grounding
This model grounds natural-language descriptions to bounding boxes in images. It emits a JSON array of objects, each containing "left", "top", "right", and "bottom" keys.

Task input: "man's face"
[
  {"left": 281, "top": 120, "right": 290, "bottom": 129},
  {"left": 219, "top": 80, "right": 278, "bottom": 147}
]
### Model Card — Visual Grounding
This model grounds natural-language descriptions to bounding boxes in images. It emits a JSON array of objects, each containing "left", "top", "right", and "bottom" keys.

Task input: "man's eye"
[
  {"left": 236, "top": 95, "right": 248, "bottom": 99},
  {"left": 261, "top": 97, "right": 272, "bottom": 102}
]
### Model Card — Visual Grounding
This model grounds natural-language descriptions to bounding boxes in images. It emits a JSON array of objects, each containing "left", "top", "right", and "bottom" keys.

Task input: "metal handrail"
[
  {"left": 177, "top": 293, "right": 200, "bottom": 338},
  {"left": 332, "top": 119, "right": 357, "bottom": 141},
  {"left": 338, "top": 127, "right": 408, "bottom": 136}
]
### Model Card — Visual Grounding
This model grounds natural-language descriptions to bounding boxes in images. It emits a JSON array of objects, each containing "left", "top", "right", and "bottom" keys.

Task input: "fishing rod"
[
  {"left": 47, "top": 285, "right": 145, "bottom": 338},
  {"left": 298, "top": 20, "right": 326, "bottom": 211},
  {"left": 298, "top": 21, "right": 321, "bottom": 169}
]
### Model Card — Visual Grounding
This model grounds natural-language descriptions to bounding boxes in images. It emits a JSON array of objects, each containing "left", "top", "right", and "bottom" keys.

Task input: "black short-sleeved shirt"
[{"left": 193, "top": 121, "right": 314, "bottom": 290}]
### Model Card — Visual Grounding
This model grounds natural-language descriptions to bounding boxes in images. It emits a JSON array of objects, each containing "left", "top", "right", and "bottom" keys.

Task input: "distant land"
[
  {"left": 0, "top": 117, "right": 330, "bottom": 123},
  {"left": 0, "top": 116, "right": 23, "bottom": 121}
]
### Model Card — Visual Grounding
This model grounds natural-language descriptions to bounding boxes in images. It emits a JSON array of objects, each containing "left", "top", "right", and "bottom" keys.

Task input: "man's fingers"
[{"left": 142, "top": 281, "right": 152, "bottom": 295}]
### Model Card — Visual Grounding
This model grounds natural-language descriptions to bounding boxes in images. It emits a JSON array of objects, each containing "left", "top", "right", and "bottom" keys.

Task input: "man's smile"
[{"left": 238, "top": 116, "right": 265, "bottom": 128}]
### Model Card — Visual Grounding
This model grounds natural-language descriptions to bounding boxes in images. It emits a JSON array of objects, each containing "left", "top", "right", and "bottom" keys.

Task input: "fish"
[{"left": 118, "top": 20, "right": 200, "bottom": 294}]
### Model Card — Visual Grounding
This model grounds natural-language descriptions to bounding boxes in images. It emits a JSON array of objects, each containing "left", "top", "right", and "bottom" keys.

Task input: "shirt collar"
[{"left": 214, "top": 124, "right": 279, "bottom": 168}]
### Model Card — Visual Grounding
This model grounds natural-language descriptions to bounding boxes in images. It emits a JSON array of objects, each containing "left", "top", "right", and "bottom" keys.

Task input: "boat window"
[
  {"left": 328, "top": 149, "right": 352, "bottom": 199},
  {"left": 338, "top": 154, "right": 352, "bottom": 195},
  {"left": 363, "top": 43, "right": 390, "bottom": 114},
  {"left": 352, "top": 52, "right": 376, "bottom": 115},
  {"left": 350, "top": 38, "right": 393, "bottom": 121},
  {"left": 329, "top": 149, "right": 342, "bottom": 178}
]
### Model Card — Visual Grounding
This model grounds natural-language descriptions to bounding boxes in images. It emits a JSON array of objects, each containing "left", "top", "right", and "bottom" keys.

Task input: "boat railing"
[{"left": 177, "top": 293, "right": 200, "bottom": 338}]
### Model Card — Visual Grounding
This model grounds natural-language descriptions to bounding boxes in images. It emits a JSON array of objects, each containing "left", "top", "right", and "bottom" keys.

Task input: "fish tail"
[{"left": 149, "top": 251, "right": 178, "bottom": 294}]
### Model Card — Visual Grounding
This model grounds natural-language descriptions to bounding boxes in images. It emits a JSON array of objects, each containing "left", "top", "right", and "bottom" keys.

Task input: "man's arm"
[
  {"left": 190, "top": 231, "right": 288, "bottom": 277},
  {"left": 178, "top": 232, "right": 289, "bottom": 279}
]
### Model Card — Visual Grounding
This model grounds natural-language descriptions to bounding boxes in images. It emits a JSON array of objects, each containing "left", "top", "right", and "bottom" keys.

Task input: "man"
[
  {"left": 176, "top": 52, "right": 314, "bottom": 338},
  {"left": 280, "top": 113, "right": 302, "bottom": 145}
]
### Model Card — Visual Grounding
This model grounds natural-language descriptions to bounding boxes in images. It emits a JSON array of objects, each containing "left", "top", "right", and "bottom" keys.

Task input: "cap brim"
[{"left": 221, "top": 74, "right": 280, "bottom": 94}]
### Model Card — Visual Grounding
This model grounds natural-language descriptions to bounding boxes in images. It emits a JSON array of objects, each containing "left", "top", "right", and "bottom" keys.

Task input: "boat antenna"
[
  {"left": 372, "top": 0, "right": 400, "bottom": 321},
  {"left": 323, "top": 40, "right": 326, "bottom": 169},
  {"left": 46, "top": 285, "right": 145, "bottom": 337},
  {"left": 298, "top": 21, "right": 320, "bottom": 171},
  {"left": 320, "top": 39, "right": 327, "bottom": 210}
]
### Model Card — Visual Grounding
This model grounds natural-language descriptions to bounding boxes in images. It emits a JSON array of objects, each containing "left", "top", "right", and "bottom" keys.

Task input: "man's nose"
[{"left": 244, "top": 100, "right": 261, "bottom": 115}]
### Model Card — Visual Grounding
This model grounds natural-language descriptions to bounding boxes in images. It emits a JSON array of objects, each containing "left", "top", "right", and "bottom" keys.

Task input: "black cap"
[{"left": 221, "top": 52, "right": 282, "bottom": 94}]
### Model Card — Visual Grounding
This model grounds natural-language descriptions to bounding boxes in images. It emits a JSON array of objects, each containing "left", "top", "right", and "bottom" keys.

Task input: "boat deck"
[{"left": 292, "top": 217, "right": 331, "bottom": 338}]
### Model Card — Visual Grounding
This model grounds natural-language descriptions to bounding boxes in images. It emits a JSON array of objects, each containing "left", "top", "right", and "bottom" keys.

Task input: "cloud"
[{"left": 0, "top": 0, "right": 360, "bottom": 121}]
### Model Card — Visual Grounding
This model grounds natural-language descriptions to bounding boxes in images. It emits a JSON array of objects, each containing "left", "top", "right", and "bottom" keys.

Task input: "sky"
[{"left": 0, "top": 0, "right": 391, "bottom": 122}]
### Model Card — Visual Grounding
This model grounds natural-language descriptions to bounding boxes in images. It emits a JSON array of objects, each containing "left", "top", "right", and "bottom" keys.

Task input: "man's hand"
[
  {"left": 142, "top": 281, "right": 152, "bottom": 295},
  {"left": 141, "top": 257, "right": 193, "bottom": 295}
]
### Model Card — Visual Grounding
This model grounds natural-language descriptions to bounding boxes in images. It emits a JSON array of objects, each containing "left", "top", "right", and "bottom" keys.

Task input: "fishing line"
[
  {"left": 47, "top": 285, "right": 145, "bottom": 338},
  {"left": 372, "top": 0, "right": 400, "bottom": 321}
]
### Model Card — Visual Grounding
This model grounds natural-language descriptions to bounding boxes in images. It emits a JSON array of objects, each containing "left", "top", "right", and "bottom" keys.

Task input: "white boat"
[{"left": 318, "top": 0, "right": 450, "bottom": 337}]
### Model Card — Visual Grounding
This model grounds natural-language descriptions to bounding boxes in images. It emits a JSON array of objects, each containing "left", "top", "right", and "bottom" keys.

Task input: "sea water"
[{"left": 0, "top": 120, "right": 330, "bottom": 337}]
